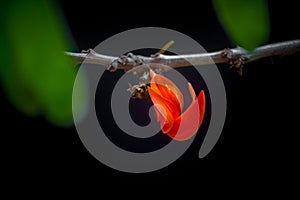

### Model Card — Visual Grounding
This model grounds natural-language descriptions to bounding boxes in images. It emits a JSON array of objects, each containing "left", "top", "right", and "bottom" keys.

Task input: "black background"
[{"left": 2, "top": 0, "right": 299, "bottom": 193}]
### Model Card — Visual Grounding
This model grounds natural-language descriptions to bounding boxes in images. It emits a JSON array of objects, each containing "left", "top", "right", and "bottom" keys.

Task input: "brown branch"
[{"left": 65, "top": 39, "right": 300, "bottom": 73}]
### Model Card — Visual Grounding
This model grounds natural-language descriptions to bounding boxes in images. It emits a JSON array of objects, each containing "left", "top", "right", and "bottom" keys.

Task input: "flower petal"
[
  {"left": 148, "top": 71, "right": 206, "bottom": 141},
  {"left": 188, "top": 82, "right": 196, "bottom": 100},
  {"left": 150, "top": 70, "right": 184, "bottom": 113},
  {"left": 148, "top": 86, "right": 177, "bottom": 133},
  {"left": 166, "top": 90, "right": 206, "bottom": 141}
]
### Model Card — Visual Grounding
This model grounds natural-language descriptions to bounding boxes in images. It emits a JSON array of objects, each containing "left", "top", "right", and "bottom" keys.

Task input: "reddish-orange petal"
[
  {"left": 166, "top": 90, "right": 206, "bottom": 141},
  {"left": 148, "top": 70, "right": 206, "bottom": 140},
  {"left": 188, "top": 82, "right": 196, "bottom": 100},
  {"left": 150, "top": 70, "right": 184, "bottom": 113},
  {"left": 148, "top": 87, "right": 178, "bottom": 133}
]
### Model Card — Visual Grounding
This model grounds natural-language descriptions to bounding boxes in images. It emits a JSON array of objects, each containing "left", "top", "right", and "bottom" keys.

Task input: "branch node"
[
  {"left": 107, "top": 53, "right": 145, "bottom": 72},
  {"left": 222, "top": 48, "right": 234, "bottom": 59},
  {"left": 107, "top": 61, "right": 118, "bottom": 72},
  {"left": 222, "top": 48, "right": 247, "bottom": 76}
]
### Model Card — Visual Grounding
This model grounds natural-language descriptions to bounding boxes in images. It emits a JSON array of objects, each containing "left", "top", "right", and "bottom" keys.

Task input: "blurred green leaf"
[
  {"left": 214, "top": 0, "right": 270, "bottom": 50},
  {"left": 0, "top": 0, "right": 87, "bottom": 126}
]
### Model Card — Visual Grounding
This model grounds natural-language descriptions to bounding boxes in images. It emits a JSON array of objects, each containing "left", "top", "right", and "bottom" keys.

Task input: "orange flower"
[{"left": 148, "top": 70, "right": 206, "bottom": 141}]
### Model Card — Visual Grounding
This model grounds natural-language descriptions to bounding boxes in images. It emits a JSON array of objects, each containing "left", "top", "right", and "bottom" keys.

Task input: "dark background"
[{"left": 2, "top": 0, "right": 299, "bottom": 192}]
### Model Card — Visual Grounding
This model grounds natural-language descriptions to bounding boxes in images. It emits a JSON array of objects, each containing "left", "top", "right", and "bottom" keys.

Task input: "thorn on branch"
[
  {"left": 150, "top": 52, "right": 161, "bottom": 58},
  {"left": 81, "top": 49, "right": 94, "bottom": 53}
]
